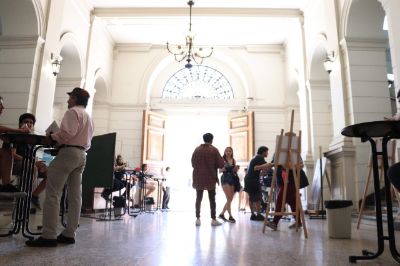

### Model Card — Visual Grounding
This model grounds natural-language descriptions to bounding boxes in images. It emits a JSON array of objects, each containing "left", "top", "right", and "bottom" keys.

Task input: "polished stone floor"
[{"left": 1, "top": 207, "right": 400, "bottom": 266}]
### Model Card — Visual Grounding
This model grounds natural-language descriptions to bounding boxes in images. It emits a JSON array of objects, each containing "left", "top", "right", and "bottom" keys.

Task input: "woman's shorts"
[{"left": 221, "top": 173, "right": 235, "bottom": 186}]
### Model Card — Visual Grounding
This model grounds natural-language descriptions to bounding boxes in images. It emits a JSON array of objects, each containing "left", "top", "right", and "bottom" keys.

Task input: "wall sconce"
[
  {"left": 51, "top": 53, "right": 63, "bottom": 76},
  {"left": 323, "top": 51, "right": 335, "bottom": 74}
]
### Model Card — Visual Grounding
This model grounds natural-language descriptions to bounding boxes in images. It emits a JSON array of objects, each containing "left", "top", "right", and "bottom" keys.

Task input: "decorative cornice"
[
  {"left": 93, "top": 101, "right": 148, "bottom": 112},
  {"left": 345, "top": 37, "right": 387, "bottom": 51},
  {"left": 94, "top": 7, "right": 302, "bottom": 18},
  {"left": 115, "top": 44, "right": 153, "bottom": 52},
  {"left": 245, "top": 44, "right": 284, "bottom": 54},
  {"left": 114, "top": 43, "right": 285, "bottom": 52},
  {"left": 309, "top": 80, "right": 330, "bottom": 86},
  {"left": 56, "top": 78, "right": 82, "bottom": 86},
  {"left": 0, "top": 35, "right": 40, "bottom": 49}
]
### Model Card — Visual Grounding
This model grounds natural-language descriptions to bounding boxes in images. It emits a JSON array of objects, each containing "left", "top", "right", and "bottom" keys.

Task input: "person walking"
[
  {"left": 218, "top": 147, "right": 240, "bottom": 223},
  {"left": 162, "top": 166, "right": 171, "bottom": 210},
  {"left": 191, "top": 133, "right": 224, "bottom": 226}
]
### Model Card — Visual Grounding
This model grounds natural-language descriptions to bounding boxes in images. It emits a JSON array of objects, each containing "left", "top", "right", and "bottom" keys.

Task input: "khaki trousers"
[{"left": 42, "top": 147, "right": 86, "bottom": 239}]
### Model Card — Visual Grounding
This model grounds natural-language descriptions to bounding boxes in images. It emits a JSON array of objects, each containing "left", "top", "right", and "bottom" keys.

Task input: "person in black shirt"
[
  {"left": 101, "top": 155, "right": 134, "bottom": 201},
  {"left": 244, "top": 146, "right": 272, "bottom": 221}
]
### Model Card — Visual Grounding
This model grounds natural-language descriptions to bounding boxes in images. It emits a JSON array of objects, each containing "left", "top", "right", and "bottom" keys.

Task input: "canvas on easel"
[
  {"left": 307, "top": 146, "right": 331, "bottom": 218},
  {"left": 263, "top": 110, "right": 308, "bottom": 237}
]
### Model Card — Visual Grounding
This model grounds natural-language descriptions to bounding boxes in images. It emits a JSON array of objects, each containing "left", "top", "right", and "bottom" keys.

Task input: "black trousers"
[
  {"left": 162, "top": 187, "right": 170, "bottom": 208},
  {"left": 195, "top": 189, "right": 216, "bottom": 219},
  {"left": 388, "top": 162, "right": 400, "bottom": 190},
  {"left": 102, "top": 179, "right": 130, "bottom": 197}
]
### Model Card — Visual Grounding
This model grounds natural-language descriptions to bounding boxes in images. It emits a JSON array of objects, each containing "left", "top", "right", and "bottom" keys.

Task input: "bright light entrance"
[{"left": 163, "top": 111, "right": 241, "bottom": 214}]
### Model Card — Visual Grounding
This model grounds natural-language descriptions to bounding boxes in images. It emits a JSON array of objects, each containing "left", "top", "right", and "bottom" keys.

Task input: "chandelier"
[{"left": 166, "top": 1, "right": 213, "bottom": 69}]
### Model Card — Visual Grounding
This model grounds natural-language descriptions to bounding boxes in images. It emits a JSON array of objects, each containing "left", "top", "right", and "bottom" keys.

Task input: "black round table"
[{"left": 342, "top": 121, "right": 400, "bottom": 263}]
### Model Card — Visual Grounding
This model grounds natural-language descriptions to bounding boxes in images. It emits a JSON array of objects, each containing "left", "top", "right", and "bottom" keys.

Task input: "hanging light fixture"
[
  {"left": 323, "top": 51, "right": 335, "bottom": 74},
  {"left": 166, "top": 1, "right": 213, "bottom": 69},
  {"left": 51, "top": 53, "right": 63, "bottom": 76}
]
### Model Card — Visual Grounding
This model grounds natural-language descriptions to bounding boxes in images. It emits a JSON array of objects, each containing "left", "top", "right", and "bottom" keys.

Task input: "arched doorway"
[
  {"left": 344, "top": 0, "right": 392, "bottom": 201},
  {"left": 149, "top": 63, "right": 248, "bottom": 212}
]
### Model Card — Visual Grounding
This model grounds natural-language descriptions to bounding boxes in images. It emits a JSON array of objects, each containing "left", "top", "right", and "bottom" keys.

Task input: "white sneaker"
[
  {"left": 211, "top": 219, "right": 222, "bottom": 226},
  {"left": 195, "top": 218, "right": 201, "bottom": 226}
]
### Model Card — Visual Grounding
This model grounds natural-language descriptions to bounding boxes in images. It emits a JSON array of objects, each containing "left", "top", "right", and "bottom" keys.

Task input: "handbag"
[
  {"left": 278, "top": 168, "right": 309, "bottom": 188},
  {"left": 299, "top": 169, "right": 309, "bottom": 188},
  {"left": 233, "top": 174, "right": 242, "bottom": 192}
]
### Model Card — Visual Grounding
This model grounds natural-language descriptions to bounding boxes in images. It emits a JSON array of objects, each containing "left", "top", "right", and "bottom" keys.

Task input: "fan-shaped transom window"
[{"left": 162, "top": 65, "right": 234, "bottom": 99}]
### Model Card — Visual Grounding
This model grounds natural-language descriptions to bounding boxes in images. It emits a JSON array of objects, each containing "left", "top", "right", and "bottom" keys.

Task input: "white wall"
[{"left": 0, "top": 0, "right": 40, "bottom": 127}]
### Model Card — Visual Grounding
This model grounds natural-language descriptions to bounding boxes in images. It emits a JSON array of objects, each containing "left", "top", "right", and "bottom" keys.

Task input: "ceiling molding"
[
  {"left": 114, "top": 44, "right": 154, "bottom": 52},
  {"left": 0, "top": 35, "right": 40, "bottom": 49},
  {"left": 244, "top": 44, "right": 284, "bottom": 53},
  {"left": 93, "top": 7, "right": 302, "bottom": 18}
]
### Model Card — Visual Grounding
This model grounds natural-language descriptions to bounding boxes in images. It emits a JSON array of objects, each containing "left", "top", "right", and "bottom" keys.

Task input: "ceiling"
[{"left": 90, "top": 0, "right": 305, "bottom": 46}]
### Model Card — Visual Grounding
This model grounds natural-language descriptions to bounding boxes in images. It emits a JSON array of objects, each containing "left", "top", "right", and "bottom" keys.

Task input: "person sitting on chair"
[
  {"left": 0, "top": 97, "right": 30, "bottom": 197},
  {"left": 101, "top": 155, "right": 136, "bottom": 201},
  {"left": 12, "top": 113, "right": 48, "bottom": 209},
  {"left": 136, "top": 163, "right": 156, "bottom": 207}
]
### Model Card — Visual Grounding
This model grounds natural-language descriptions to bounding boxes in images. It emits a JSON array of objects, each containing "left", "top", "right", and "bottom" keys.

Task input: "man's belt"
[{"left": 59, "top": 144, "right": 85, "bottom": 150}]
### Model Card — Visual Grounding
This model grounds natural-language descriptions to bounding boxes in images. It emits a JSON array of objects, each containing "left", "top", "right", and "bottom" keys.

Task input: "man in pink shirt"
[
  {"left": 191, "top": 133, "right": 224, "bottom": 226},
  {"left": 27, "top": 87, "right": 94, "bottom": 247}
]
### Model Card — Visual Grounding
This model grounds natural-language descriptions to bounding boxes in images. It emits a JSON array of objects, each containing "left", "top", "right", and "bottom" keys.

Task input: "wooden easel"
[
  {"left": 308, "top": 146, "right": 331, "bottom": 219},
  {"left": 356, "top": 139, "right": 399, "bottom": 229},
  {"left": 263, "top": 110, "right": 308, "bottom": 237}
]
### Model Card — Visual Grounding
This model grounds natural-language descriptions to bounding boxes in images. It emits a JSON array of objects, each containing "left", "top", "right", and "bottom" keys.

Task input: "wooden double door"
[{"left": 142, "top": 110, "right": 254, "bottom": 174}]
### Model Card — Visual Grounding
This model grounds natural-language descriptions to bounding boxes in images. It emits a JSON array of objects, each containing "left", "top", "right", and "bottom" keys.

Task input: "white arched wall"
[
  {"left": 92, "top": 72, "right": 109, "bottom": 136},
  {"left": 339, "top": 0, "right": 390, "bottom": 203},
  {"left": 0, "top": 0, "right": 40, "bottom": 128},
  {"left": 307, "top": 38, "right": 334, "bottom": 205},
  {"left": 58, "top": 31, "right": 85, "bottom": 80},
  {"left": 109, "top": 41, "right": 290, "bottom": 167},
  {"left": 144, "top": 48, "right": 253, "bottom": 111},
  {"left": 308, "top": 37, "right": 333, "bottom": 160},
  {"left": 32, "top": 0, "right": 46, "bottom": 39}
]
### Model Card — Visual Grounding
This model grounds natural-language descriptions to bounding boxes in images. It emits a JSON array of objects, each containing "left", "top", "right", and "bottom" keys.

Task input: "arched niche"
[
  {"left": 92, "top": 73, "right": 109, "bottom": 135},
  {"left": 346, "top": 0, "right": 386, "bottom": 40},
  {"left": 344, "top": 0, "right": 390, "bottom": 123},
  {"left": 53, "top": 35, "right": 83, "bottom": 123}
]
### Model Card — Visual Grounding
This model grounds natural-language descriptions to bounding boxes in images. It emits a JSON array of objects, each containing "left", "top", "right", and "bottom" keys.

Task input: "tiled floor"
[{"left": 1, "top": 207, "right": 400, "bottom": 266}]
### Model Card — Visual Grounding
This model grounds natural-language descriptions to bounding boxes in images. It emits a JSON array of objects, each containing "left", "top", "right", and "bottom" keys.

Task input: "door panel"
[
  {"left": 142, "top": 110, "right": 166, "bottom": 175},
  {"left": 228, "top": 112, "right": 254, "bottom": 166}
]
